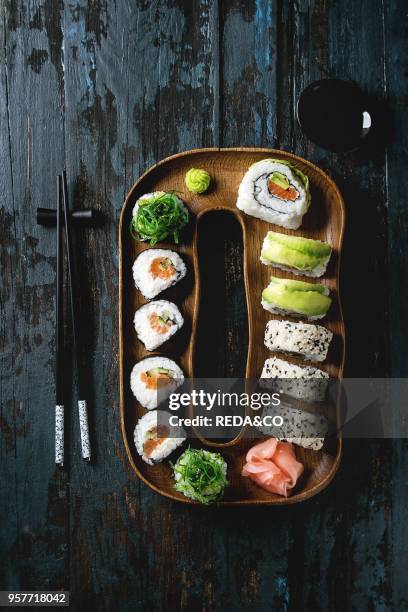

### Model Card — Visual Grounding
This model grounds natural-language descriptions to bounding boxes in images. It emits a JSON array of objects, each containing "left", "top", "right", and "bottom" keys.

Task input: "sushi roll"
[
  {"left": 130, "top": 356, "right": 184, "bottom": 410},
  {"left": 134, "top": 410, "right": 186, "bottom": 465},
  {"left": 236, "top": 159, "right": 311, "bottom": 230},
  {"left": 260, "top": 231, "right": 332, "bottom": 278},
  {"left": 257, "top": 403, "right": 328, "bottom": 451},
  {"left": 264, "top": 319, "right": 333, "bottom": 362},
  {"left": 134, "top": 300, "right": 184, "bottom": 351},
  {"left": 261, "top": 356, "right": 329, "bottom": 402},
  {"left": 262, "top": 277, "right": 332, "bottom": 320},
  {"left": 133, "top": 248, "right": 187, "bottom": 300}
]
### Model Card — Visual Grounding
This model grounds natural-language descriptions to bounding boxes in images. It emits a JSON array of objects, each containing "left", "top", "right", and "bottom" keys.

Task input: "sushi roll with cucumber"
[
  {"left": 236, "top": 159, "right": 311, "bottom": 230},
  {"left": 260, "top": 231, "right": 332, "bottom": 278},
  {"left": 134, "top": 300, "right": 184, "bottom": 351},
  {"left": 133, "top": 248, "right": 187, "bottom": 300},
  {"left": 134, "top": 410, "right": 186, "bottom": 465},
  {"left": 262, "top": 277, "right": 332, "bottom": 320},
  {"left": 261, "top": 356, "right": 329, "bottom": 402},
  {"left": 264, "top": 319, "right": 333, "bottom": 362},
  {"left": 130, "top": 356, "right": 184, "bottom": 410}
]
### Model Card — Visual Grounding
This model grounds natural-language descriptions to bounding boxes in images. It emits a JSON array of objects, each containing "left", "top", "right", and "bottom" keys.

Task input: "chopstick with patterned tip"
[
  {"left": 62, "top": 170, "right": 91, "bottom": 461},
  {"left": 55, "top": 175, "right": 64, "bottom": 466}
]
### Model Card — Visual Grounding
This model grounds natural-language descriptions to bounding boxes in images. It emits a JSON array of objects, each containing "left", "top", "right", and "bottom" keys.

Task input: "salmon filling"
[
  {"left": 148, "top": 312, "right": 174, "bottom": 334},
  {"left": 267, "top": 174, "right": 299, "bottom": 202},
  {"left": 140, "top": 368, "right": 173, "bottom": 390},
  {"left": 149, "top": 257, "right": 176, "bottom": 279},
  {"left": 143, "top": 425, "right": 170, "bottom": 457}
]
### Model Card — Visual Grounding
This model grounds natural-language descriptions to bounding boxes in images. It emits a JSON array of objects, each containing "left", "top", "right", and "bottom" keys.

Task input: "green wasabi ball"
[{"left": 185, "top": 168, "right": 212, "bottom": 194}]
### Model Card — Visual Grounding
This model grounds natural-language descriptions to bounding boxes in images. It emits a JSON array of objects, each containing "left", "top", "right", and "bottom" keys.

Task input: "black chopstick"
[
  {"left": 55, "top": 175, "right": 64, "bottom": 466},
  {"left": 62, "top": 170, "right": 91, "bottom": 461}
]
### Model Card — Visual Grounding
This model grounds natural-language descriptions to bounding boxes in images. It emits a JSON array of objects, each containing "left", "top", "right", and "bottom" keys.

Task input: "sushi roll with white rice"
[
  {"left": 260, "top": 356, "right": 329, "bottom": 402},
  {"left": 134, "top": 300, "right": 184, "bottom": 351},
  {"left": 257, "top": 402, "right": 328, "bottom": 451},
  {"left": 133, "top": 248, "right": 187, "bottom": 300},
  {"left": 264, "top": 320, "right": 333, "bottom": 362},
  {"left": 236, "top": 159, "right": 311, "bottom": 230},
  {"left": 260, "top": 231, "right": 332, "bottom": 278},
  {"left": 262, "top": 277, "right": 332, "bottom": 320},
  {"left": 134, "top": 410, "right": 186, "bottom": 465},
  {"left": 130, "top": 356, "right": 184, "bottom": 410}
]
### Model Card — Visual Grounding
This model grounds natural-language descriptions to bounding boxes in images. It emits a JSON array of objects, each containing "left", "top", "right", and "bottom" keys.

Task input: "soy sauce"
[{"left": 297, "top": 79, "right": 371, "bottom": 152}]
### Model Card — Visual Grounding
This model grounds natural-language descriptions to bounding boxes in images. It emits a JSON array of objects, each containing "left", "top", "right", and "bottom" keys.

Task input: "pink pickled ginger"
[{"left": 242, "top": 438, "right": 304, "bottom": 497}]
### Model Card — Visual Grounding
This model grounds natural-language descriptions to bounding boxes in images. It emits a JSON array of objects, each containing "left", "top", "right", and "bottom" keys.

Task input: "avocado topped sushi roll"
[
  {"left": 236, "top": 159, "right": 311, "bottom": 230},
  {"left": 134, "top": 300, "right": 184, "bottom": 351},
  {"left": 134, "top": 410, "right": 185, "bottom": 465},
  {"left": 264, "top": 319, "right": 333, "bottom": 362},
  {"left": 133, "top": 248, "right": 187, "bottom": 300},
  {"left": 130, "top": 356, "right": 184, "bottom": 410},
  {"left": 262, "top": 277, "right": 332, "bottom": 320},
  {"left": 260, "top": 231, "right": 332, "bottom": 278}
]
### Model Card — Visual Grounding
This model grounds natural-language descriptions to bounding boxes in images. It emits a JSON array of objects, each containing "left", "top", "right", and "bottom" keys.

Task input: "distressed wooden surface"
[{"left": 0, "top": 1, "right": 407, "bottom": 610}]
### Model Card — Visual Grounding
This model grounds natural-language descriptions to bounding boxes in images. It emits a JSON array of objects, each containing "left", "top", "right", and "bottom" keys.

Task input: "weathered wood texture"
[{"left": 0, "top": 1, "right": 407, "bottom": 610}]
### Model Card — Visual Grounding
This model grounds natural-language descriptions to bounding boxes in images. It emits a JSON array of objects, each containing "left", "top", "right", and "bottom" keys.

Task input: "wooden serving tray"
[{"left": 119, "top": 148, "right": 346, "bottom": 505}]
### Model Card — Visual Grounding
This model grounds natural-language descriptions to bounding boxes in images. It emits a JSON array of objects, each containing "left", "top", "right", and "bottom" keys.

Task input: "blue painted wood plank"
[
  {"left": 221, "top": 0, "right": 278, "bottom": 147},
  {"left": 0, "top": 0, "right": 69, "bottom": 591}
]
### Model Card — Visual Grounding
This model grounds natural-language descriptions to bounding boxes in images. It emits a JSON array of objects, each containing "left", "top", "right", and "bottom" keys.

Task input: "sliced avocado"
[
  {"left": 158, "top": 310, "right": 171, "bottom": 324},
  {"left": 269, "top": 276, "right": 328, "bottom": 294},
  {"left": 146, "top": 367, "right": 171, "bottom": 377},
  {"left": 267, "top": 159, "right": 309, "bottom": 190},
  {"left": 269, "top": 172, "right": 290, "bottom": 190},
  {"left": 262, "top": 280, "right": 331, "bottom": 316},
  {"left": 261, "top": 241, "right": 323, "bottom": 270},
  {"left": 266, "top": 231, "right": 332, "bottom": 258},
  {"left": 159, "top": 258, "right": 172, "bottom": 270},
  {"left": 249, "top": 159, "right": 310, "bottom": 191}
]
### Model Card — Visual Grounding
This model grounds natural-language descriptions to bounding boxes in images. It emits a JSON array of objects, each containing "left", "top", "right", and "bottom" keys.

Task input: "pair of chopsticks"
[{"left": 55, "top": 172, "right": 91, "bottom": 466}]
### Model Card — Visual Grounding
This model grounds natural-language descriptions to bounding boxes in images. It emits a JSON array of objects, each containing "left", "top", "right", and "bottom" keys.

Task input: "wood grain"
[{"left": 119, "top": 147, "right": 346, "bottom": 505}]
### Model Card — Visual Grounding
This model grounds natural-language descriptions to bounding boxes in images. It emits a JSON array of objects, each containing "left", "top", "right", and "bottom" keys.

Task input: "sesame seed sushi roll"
[
  {"left": 264, "top": 320, "right": 333, "bottom": 362},
  {"left": 260, "top": 356, "right": 329, "bottom": 402},
  {"left": 130, "top": 356, "right": 184, "bottom": 410},
  {"left": 134, "top": 410, "right": 186, "bottom": 465},
  {"left": 260, "top": 231, "right": 332, "bottom": 278},
  {"left": 133, "top": 248, "right": 187, "bottom": 300},
  {"left": 257, "top": 402, "right": 328, "bottom": 451},
  {"left": 262, "top": 277, "right": 332, "bottom": 320},
  {"left": 236, "top": 159, "right": 311, "bottom": 230},
  {"left": 134, "top": 300, "right": 184, "bottom": 351}
]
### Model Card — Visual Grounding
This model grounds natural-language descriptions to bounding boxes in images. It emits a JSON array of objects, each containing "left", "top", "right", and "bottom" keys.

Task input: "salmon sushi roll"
[
  {"left": 134, "top": 300, "right": 184, "bottom": 351},
  {"left": 134, "top": 410, "right": 185, "bottom": 465},
  {"left": 236, "top": 159, "right": 311, "bottom": 230},
  {"left": 130, "top": 356, "right": 184, "bottom": 410},
  {"left": 132, "top": 248, "right": 187, "bottom": 300}
]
